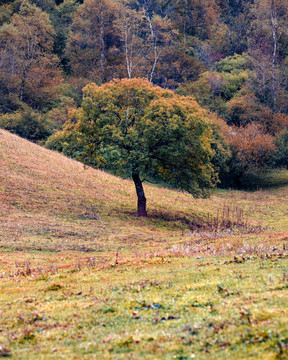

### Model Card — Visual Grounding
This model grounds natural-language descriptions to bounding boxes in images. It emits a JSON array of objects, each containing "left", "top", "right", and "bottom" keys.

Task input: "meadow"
[{"left": 0, "top": 129, "right": 288, "bottom": 359}]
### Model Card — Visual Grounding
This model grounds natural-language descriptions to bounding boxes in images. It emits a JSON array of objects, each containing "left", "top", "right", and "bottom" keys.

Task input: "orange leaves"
[
  {"left": 269, "top": 113, "right": 288, "bottom": 135},
  {"left": 227, "top": 94, "right": 288, "bottom": 134},
  {"left": 228, "top": 123, "right": 277, "bottom": 169}
]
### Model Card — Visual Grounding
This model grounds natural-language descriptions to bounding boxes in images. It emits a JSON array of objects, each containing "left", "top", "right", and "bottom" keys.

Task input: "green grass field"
[{"left": 0, "top": 129, "right": 288, "bottom": 359}]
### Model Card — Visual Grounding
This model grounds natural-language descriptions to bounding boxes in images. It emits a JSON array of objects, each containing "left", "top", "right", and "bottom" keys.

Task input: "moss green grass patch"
[{"left": 1, "top": 255, "right": 288, "bottom": 359}]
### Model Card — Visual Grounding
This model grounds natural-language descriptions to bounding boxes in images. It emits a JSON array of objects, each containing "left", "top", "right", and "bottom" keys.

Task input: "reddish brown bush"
[{"left": 228, "top": 123, "right": 277, "bottom": 169}]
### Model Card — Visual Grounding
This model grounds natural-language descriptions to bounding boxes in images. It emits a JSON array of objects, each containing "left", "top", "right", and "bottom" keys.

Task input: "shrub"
[
  {"left": 0, "top": 107, "right": 51, "bottom": 141},
  {"left": 227, "top": 95, "right": 288, "bottom": 134},
  {"left": 45, "top": 122, "right": 85, "bottom": 159},
  {"left": 45, "top": 96, "right": 76, "bottom": 131},
  {"left": 273, "top": 128, "right": 288, "bottom": 169},
  {"left": 220, "top": 124, "right": 277, "bottom": 188}
]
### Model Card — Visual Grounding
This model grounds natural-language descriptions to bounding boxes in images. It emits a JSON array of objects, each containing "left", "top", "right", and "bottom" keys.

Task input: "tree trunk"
[
  {"left": 99, "top": 8, "right": 106, "bottom": 83},
  {"left": 20, "top": 66, "right": 27, "bottom": 102},
  {"left": 271, "top": 0, "right": 277, "bottom": 112},
  {"left": 124, "top": 18, "right": 132, "bottom": 79},
  {"left": 132, "top": 173, "right": 147, "bottom": 217},
  {"left": 183, "top": 0, "right": 188, "bottom": 44},
  {"left": 145, "top": 8, "right": 158, "bottom": 83}
]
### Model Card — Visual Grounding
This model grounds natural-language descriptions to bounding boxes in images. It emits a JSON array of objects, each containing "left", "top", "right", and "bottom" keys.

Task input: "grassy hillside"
[{"left": 0, "top": 129, "right": 288, "bottom": 359}]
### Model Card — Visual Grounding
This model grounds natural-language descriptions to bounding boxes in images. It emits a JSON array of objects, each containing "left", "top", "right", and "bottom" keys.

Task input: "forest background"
[{"left": 0, "top": 0, "right": 288, "bottom": 188}]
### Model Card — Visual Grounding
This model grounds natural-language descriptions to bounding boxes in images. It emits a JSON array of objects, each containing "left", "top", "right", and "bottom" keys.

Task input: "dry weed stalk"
[{"left": 189, "top": 204, "right": 257, "bottom": 232}]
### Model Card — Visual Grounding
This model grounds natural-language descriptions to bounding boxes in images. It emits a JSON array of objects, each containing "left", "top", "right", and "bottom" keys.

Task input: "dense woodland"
[{"left": 1, "top": 0, "right": 288, "bottom": 188}]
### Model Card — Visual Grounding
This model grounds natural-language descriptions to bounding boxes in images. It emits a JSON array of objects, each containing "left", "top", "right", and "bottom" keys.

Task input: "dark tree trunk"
[
  {"left": 132, "top": 172, "right": 147, "bottom": 217},
  {"left": 99, "top": 8, "right": 106, "bottom": 83},
  {"left": 20, "top": 67, "right": 27, "bottom": 102}
]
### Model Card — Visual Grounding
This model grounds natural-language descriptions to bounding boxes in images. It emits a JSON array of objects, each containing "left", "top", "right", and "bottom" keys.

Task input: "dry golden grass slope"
[{"left": 1, "top": 128, "right": 288, "bottom": 259}]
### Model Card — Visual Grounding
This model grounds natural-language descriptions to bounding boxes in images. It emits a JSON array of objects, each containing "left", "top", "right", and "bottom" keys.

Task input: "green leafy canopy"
[{"left": 70, "top": 78, "right": 228, "bottom": 198}]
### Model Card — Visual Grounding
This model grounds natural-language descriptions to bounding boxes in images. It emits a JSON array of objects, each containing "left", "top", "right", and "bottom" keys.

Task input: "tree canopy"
[{"left": 68, "top": 78, "right": 228, "bottom": 216}]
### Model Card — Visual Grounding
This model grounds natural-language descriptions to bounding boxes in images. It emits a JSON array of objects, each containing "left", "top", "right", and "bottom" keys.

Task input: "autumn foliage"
[
  {"left": 0, "top": 0, "right": 288, "bottom": 189},
  {"left": 0, "top": 0, "right": 62, "bottom": 108},
  {"left": 228, "top": 124, "right": 277, "bottom": 170},
  {"left": 62, "top": 78, "right": 229, "bottom": 215}
]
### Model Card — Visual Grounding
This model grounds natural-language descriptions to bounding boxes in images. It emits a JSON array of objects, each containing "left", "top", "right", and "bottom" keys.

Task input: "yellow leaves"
[{"left": 158, "top": 166, "right": 171, "bottom": 180}]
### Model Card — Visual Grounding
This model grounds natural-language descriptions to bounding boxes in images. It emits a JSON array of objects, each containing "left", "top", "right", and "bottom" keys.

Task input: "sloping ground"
[
  {"left": 1, "top": 129, "right": 288, "bottom": 359},
  {"left": 0, "top": 128, "right": 288, "bottom": 255},
  {"left": 1, "top": 129, "right": 193, "bottom": 253}
]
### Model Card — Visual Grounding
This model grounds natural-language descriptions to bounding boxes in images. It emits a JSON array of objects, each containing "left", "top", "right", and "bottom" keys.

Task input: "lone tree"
[{"left": 72, "top": 78, "right": 228, "bottom": 217}]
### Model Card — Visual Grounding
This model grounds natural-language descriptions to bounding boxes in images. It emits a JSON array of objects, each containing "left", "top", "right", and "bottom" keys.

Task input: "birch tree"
[
  {"left": 249, "top": 0, "right": 288, "bottom": 112},
  {"left": 66, "top": 0, "right": 121, "bottom": 83}
]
